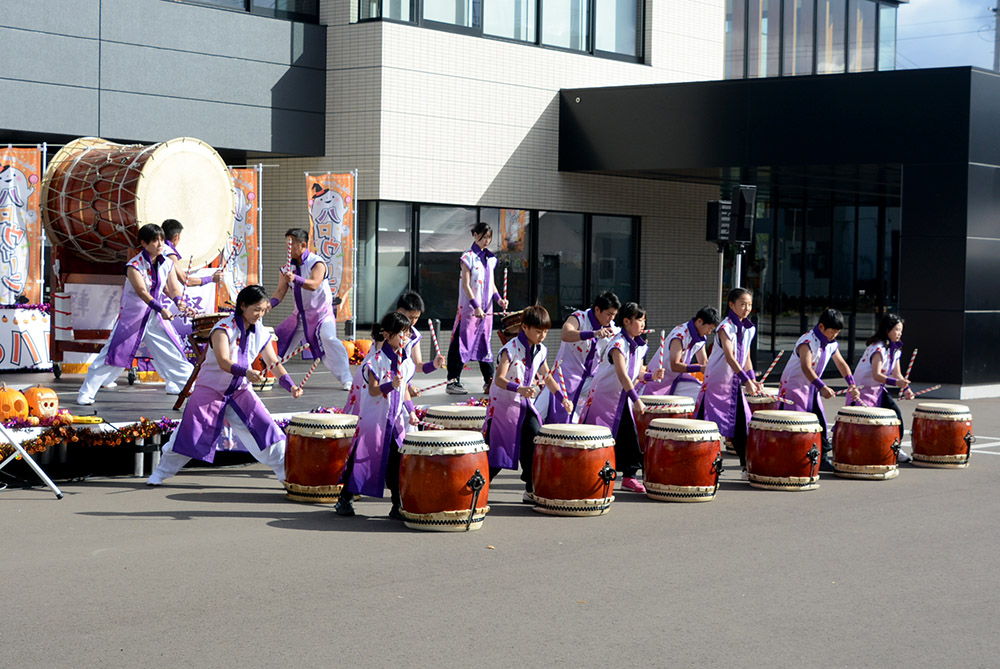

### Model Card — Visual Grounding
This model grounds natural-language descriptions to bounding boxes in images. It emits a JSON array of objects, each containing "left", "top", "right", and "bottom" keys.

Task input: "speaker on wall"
[{"left": 731, "top": 185, "right": 757, "bottom": 244}]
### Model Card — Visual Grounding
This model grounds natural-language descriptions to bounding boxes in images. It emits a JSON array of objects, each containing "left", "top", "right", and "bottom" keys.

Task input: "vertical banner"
[
  {"left": 499, "top": 209, "right": 527, "bottom": 252},
  {"left": 306, "top": 172, "right": 355, "bottom": 322},
  {"left": 0, "top": 146, "right": 42, "bottom": 304},
  {"left": 217, "top": 167, "right": 261, "bottom": 307}
]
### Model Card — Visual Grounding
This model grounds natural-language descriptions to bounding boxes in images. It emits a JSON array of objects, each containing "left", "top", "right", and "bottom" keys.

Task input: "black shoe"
[
  {"left": 335, "top": 498, "right": 355, "bottom": 516},
  {"left": 388, "top": 505, "right": 405, "bottom": 521}
]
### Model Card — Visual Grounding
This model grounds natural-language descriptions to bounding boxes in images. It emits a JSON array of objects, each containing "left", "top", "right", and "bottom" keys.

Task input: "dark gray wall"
[{"left": 0, "top": 0, "right": 324, "bottom": 155}]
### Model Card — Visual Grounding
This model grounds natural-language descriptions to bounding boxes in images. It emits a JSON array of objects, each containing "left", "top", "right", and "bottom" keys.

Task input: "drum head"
[
  {"left": 647, "top": 418, "right": 720, "bottom": 441},
  {"left": 401, "top": 429, "right": 487, "bottom": 455},
  {"left": 642, "top": 395, "right": 695, "bottom": 408},
  {"left": 137, "top": 138, "right": 234, "bottom": 268},
  {"left": 286, "top": 412, "right": 358, "bottom": 438},
  {"left": 836, "top": 405, "right": 900, "bottom": 425},
  {"left": 535, "top": 423, "right": 615, "bottom": 449},
  {"left": 914, "top": 402, "right": 971, "bottom": 416},
  {"left": 749, "top": 409, "right": 821, "bottom": 432},
  {"left": 425, "top": 404, "right": 488, "bottom": 420}
]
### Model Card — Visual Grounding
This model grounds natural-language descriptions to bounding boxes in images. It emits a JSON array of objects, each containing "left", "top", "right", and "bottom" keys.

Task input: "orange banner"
[
  {"left": 306, "top": 173, "right": 355, "bottom": 321},
  {"left": 216, "top": 167, "right": 261, "bottom": 307},
  {"left": 0, "top": 147, "right": 42, "bottom": 304}
]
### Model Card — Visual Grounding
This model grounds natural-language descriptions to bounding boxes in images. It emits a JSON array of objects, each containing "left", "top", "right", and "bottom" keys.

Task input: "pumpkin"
[
  {"left": 0, "top": 383, "right": 29, "bottom": 421},
  {"left": 354, "top": 339, "right": 373, "bottom": 357},
  {"left": 23, "top": 384, "right": 60, "bottom": 418},
  {"left": 342, "top": 340, "right": 356, "bottom": 362}
]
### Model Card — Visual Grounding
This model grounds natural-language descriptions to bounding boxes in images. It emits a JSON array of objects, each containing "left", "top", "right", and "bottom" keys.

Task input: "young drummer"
[
  {"left": 580, "top": 302, "right": 664, "bottom": 493},
  {"left": 343, "top": 290, "right": 445, "bottom": 415},
  {"left": 642, "top": 306, "right": 720, "bottom": 399},
  {"left": 848, "top": 313, "right": 914, "bottom": 461},
  {"left": 696, "top": 288, "right": 762, "bottom": 478},
  {"left": 335, "top": 312, "right": 419, "bottom": 519},
  {"left": 77, "top": 224, "right": 194, "bottom": 405},
  {"left": 778, "top": 308, "right": 860, "bottom": 471},
  {"left": 484, "top": 304, "right": 570, "bottom": 501},
  {"left": 269, "top": 228, "right": 353, "bottom": 391},
  {"left": 146, "top": 285, "right": 303, "bottom": 485}
]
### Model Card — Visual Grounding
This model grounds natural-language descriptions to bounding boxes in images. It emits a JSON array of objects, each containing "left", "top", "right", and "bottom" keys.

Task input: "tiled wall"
[{"left": 260, "top": 0, "right": 727, "bottom": 335}]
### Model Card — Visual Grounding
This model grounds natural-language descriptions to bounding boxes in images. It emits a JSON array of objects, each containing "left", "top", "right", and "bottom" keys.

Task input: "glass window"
[
  {"left": 197, "top": 0, "right": 246, "bottom": 9},
  {"left": 356, "top": 202, "right": 378, "bottom": 324},
  {"left": 480, "top": 208, "right": 532, "bottom": 312},
  {"left": 591, "top": 215, "right": 635, "bottom": 303},
  {"left": 538, "top": 211, "right": 585, "bottom": 324},
  {"left": 783, "top": 0, "right": 814, "bottom": 76},
  {"left": 251, "top": 0, "right": 319, "bottom": 21},
  {"left": 816, "top": 0, "right": 846, "bottom": 74},
  {"left": 542, "top": 0, "right": 590, "bottom": 51},
  {"left": 884, "top": 205, "right": 900, "bottom": 311},
  {"left": 375, "top": 203, "right": 413, "bottom": 317},
  {"left": 877, "top": 2, "right": 896, "bottom": 71},
  {"left": 484, "top": 0, "right": 535, "bottom": 41},
  {"left": 776, "top": 207, "right": 805, "bottom": 349},
  {"left": 725, "top": 0, "right": 746, "bottom": 79},
  {"left": 423, "top": 0, "right": 477, "bottom": 28},
  {"left": 416, "top": 206, "right": 478, "bottom": 324},
  {"left": 363, "top": 0, "right": 412, "bottom": 21},
  {"left": 595, "top": 0, "right": 639, "bottom": 57},
  {"left": 847, "top": 0, "right": 876, "bottom": 72},
  {"left": 747, "top": 0, "right": 781, "bottom": 78}
]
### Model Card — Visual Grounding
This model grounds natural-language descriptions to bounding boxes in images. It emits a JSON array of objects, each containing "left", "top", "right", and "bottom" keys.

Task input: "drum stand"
[{"left": 0, "top": 422, "right": 64, "bottom": 500}]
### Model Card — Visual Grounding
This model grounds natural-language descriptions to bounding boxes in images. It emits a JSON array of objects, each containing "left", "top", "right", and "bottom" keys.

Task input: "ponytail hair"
[
  {"left": 471, "top": 221, "right": 492, "bottom": 238},
  {"left": 371, "top": 311, "right": 412, "bottom": 343},
  {"left": 867, "top": 313, "right": 903, "bottom": 347},
  {"left": 615, "top": 302, "right": 646, "bottom": 328}
]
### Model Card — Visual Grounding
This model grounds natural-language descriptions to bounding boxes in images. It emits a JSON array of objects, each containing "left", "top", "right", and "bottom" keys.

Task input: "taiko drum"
[
  {"left": 529, "top": 424, "right": 617, "bottom": 517},
  {"left": 635, "top": 394, "right": 695, "bottom": 451},
  {"left": 747, "top": 386, "right": 780, "bottom": 413},
  {"left": 283, "top": 413, "right": 358, "bottom": 503},
  {"left": 746, "top": 410, "right": 823, "bottom": 491},
  {"left": 643, "top": 418, "right": 723, "bottom": 502},
  {"left": 422, "top": 404, "right": 487, "bottom": 432},
  {"left": 832, "top": 406, "right": 902, "bottom": 480},
  {"left": 399, "top": 430, "right": 490, "bottom": 531},
  {"left": 911, "top": 402, "right": 974, "bottom": 469}
]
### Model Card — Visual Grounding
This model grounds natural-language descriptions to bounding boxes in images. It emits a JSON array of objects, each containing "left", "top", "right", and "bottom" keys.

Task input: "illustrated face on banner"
[
  {"left": 0, "top": 163, "right": 39, "bottom": 302},
  {"left": 309, "top": 184, "right": 351, "bottom": 295},
  {"left": 310, "top": 186, "right": 348, "bottom": 228},
  {"left": 0, "top": 165, "right": 35, "bottom": 215}
]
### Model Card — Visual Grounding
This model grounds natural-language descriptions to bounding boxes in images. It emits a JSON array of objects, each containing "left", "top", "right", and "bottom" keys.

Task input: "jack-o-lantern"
[
  {"left": 0, "top": 383, "right": 29, "bottom": 421},
  {"left": 354, "top": 339, "right": 373, "bottom": 357},
  {"left": 23, "top": 384, "right": 60, "bottom": 418},
  {"left": 342, "top": 340, "right": 356, "bottom": 362}
]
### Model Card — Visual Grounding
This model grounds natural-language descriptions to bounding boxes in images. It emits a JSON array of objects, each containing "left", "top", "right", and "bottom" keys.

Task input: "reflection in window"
[
  {"left": 376, "top": 203, "right": 413, "bottom": 317},
  {"left": 542, "top": 0, "right": 590, "bottom": 51},
  {"left": 481, "top": 208, "right": 531, "bottom": 310},
  {"left": 423, "top": 0, "right": 477, "bottom": 28},
  {"left": 725, "top": 0, "right": 746, "bottom": 79},
  {"left": 847, "top": 0, "right": 876, "bottom": 72},
  {"left": 484, "top": 0, "right": 535, "bottom": 41},
  {"left": 356, "top": 202, "right": 378, "bottom": 324},
  {"left": 538, "top": 212, "right": 585, "bottom": 323},
  {"left": 251, "top": 0, "right": 319, "bottom": 20},
  {"left": 416, "top": 206, "right": 477, "bottom": 323},
  {"left": 595, "top": 0, "right": 639, "bottom": 57},
  {"left": 747, "top": 0, "right": 781, "bottom": 78},
  {"left": 783, "top": 0, "right": 814, "bottom": 76},
  {"left": 816, "top": 0, "right": 846, "bottom": 74},
  {"left": 591, "top": 216, "right": 635, "bottom": 303},
  {"left": 878, "top": 3, "right": 897, "bottom": 71}
]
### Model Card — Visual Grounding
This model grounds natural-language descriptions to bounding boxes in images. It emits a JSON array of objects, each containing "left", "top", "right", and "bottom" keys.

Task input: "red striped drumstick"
[
  {"left": 502, "top": 267, "right": 508, "bottom": 316},
  {"left": 416, "top": 378, "right": 457, "bottom": 393},
  {"left": 428, "top": 320, "right": 442, "bottom": 357},
  {"left": 299, "top": 357, "right": 321, "bottom": 388},
  {"left": 417, "top": 420, "right": 447, "bottom": 430},
  {"left": 658, "top": 330, "right": 666, "bottom": 370},
  {"left": 905, "top": 348, "right": 918, "bottom": 380},
  {"left": 264, "top": 342, "right": 310, "bottom": 374},
  {"left": 908, "top": 384, "right": 941, "bottom": 398},
  {"left": 555, "top": 361, "right": 569, "bottom": 399},
  {"left": 285, "top": 237, "right": 292, "bottom": 271},
  {"left": 759, "top": 350, "right": 784, "bottom": 384}
]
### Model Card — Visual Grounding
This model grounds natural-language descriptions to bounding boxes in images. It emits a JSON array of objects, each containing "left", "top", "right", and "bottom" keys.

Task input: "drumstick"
[
  {"left": 748, "top": 393, "right": 794, "bottom": 405},
  {"left": 759, "top": 350, "right": 784, "bottom": 384},
  {"left": 416, "top": 378, "right": 459, "bottom": 393},
  {"left": 905, "top": 348, "right": 918, "bottom": 380},
  {"left": 285, "top": 237, "right": 292, "bottom": 272},
  {"left": 298, "top": 357, "right": 321, "bottom": 389},
  {"left": 417, "top": 420, "right": 447, "bottom": 430},
  {"left": 907, "top": 384, "right": 942, "bottom": 398},
  {"left": 502, "top": 267, "right": 508, "bottom": 316},
  {"left": 555, "top": 361, "right": 569, "bottom": 399},
  {"left": 658, "top": 330, "right": 666, "bottom": 371},
  {"left": 264, "top": 342, "right": 310, "bottom": 374},
  {"left": 428, "top": 319, "right": 442, "bottom": 357}
]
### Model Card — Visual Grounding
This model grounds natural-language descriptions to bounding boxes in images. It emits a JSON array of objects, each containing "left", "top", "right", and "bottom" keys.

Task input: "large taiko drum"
[
  {"left": 529, "top": 424, "right": 617, "bottom": 517},
  {"left": 746, "top": 410, "right": 823, "bottom": 491},
  {"left": 832, "top": 406, "right": 902, "bottom": 480},
  {"left": 399, "top": 430, "right": 490, "bottom": 531},
  {"left": 422, "top": 404, "right": 487, "bottom": 432},
  {"left": 643, "top": 418, "right": 723, "bottom": 502},
  {"left": 283, "top": 413, "right": 358, "bottom": 503},
  {"left": 636, "top": 395, "right": 696, "bottom": 451},
  {"left": 497, "top": 310, "right": 524, "bottom": 345},
  {"left": 41, "top": 137, "right": 234, "bottom": 266},
  {"left": 911, "top": 403, "right": 974, "bottom": 469},
  {"left": 747, "top": 386, "right": 780, "bottom": 413}
]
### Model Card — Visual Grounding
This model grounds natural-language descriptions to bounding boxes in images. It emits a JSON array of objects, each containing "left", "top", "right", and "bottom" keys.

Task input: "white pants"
[
  {"left": 147, "top": 405, "right": 286, "bottom": 484},
  {"left": 287, "top": 316, "right": 352, "bottom": 385},
  {"left": 78, "top": 316, "right": 194, "bottom": 403}
]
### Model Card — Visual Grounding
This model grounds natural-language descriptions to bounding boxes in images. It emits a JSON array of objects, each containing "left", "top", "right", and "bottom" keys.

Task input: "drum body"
[
  {"left": 283, "top": 413, "right": 358, "bottom": 503},
  {"left": 832, "top": 406, "right": 902, "bottom": 480},
  {"left": 644, "top": 419, "right": 722, "bottom": 502},
  {"left": 497, "top": 310, "right": 524, "bottom": 345},
  {"left": 422, "top": 404, "right": 487, "bottom": 432},
  {"left": 41, "top": 137, "right": 234, "bottom": 266},
  {"left": 635, "top": 395, "right": 695, "bottom": 451},
  {"left": 399, "top": 430, "right": 490, "bottom": 531},
  {"left": 529, "top": 424, "right": 617, "bottom": 516},
  {"left": 747, "top": 387, "right": 780, "bottom": 414},
  {"left": 746, "top": 410, "right": 823, "bottom": 491},
  {"left": 911, "top": 403, "right": 974, "bottom": 469}
]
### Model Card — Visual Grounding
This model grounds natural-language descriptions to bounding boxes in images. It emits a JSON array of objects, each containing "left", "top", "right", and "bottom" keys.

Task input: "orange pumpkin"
[
  {"left": 23, "top": 384, "right": 60, "bottom": 418},
  {"left": 342, "top": 340, "right": 356, "bottom": 362},
  {"left": 0, "top": 383, "right": 29, "bottom": 421},
  {"left": 355, "top": 339, "right": 373, "bottom": 357}
]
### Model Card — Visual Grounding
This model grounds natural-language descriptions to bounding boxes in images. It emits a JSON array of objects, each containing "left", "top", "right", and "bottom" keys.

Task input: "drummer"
[
  {"left": 535, "top": 291, "right": 620, "bottom": 424},
  {"left": 580, "top": 302, "right": 664, "bottom": 494},
  {"left": 847, "top": 313, "right": 914, "bottom": 461},
  {"left": 695, "top": 288, "right": 762, "bottom": 479},
  {"left": 161, "top": 219, "right": 224, "bottom": 290},
  {"left": 334, "top": 312, "right": 419, "bottom": 519},
  {"left": 146, "top": 285, "right": 303, "bottom": 485},
  {"left": 778, "top": 308, "right": 860, "bottom": 471},
  {"left": 268, "top": 228, "right": 354, "bottom": 391},
  {"left": 343, "top": 290, "right": 445, "bottom": 415},
  {"left": 76, "top": 224, "right": 194, "bottom": 405},
  {"left": 642, "top": 306, "right": 720, "bottom": 399},
  {"left": 483, "top": 304, "right": 570, "bottom": 501},
  {"left": 445, "top": 222, "right": 508, "bottom": 396}
]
